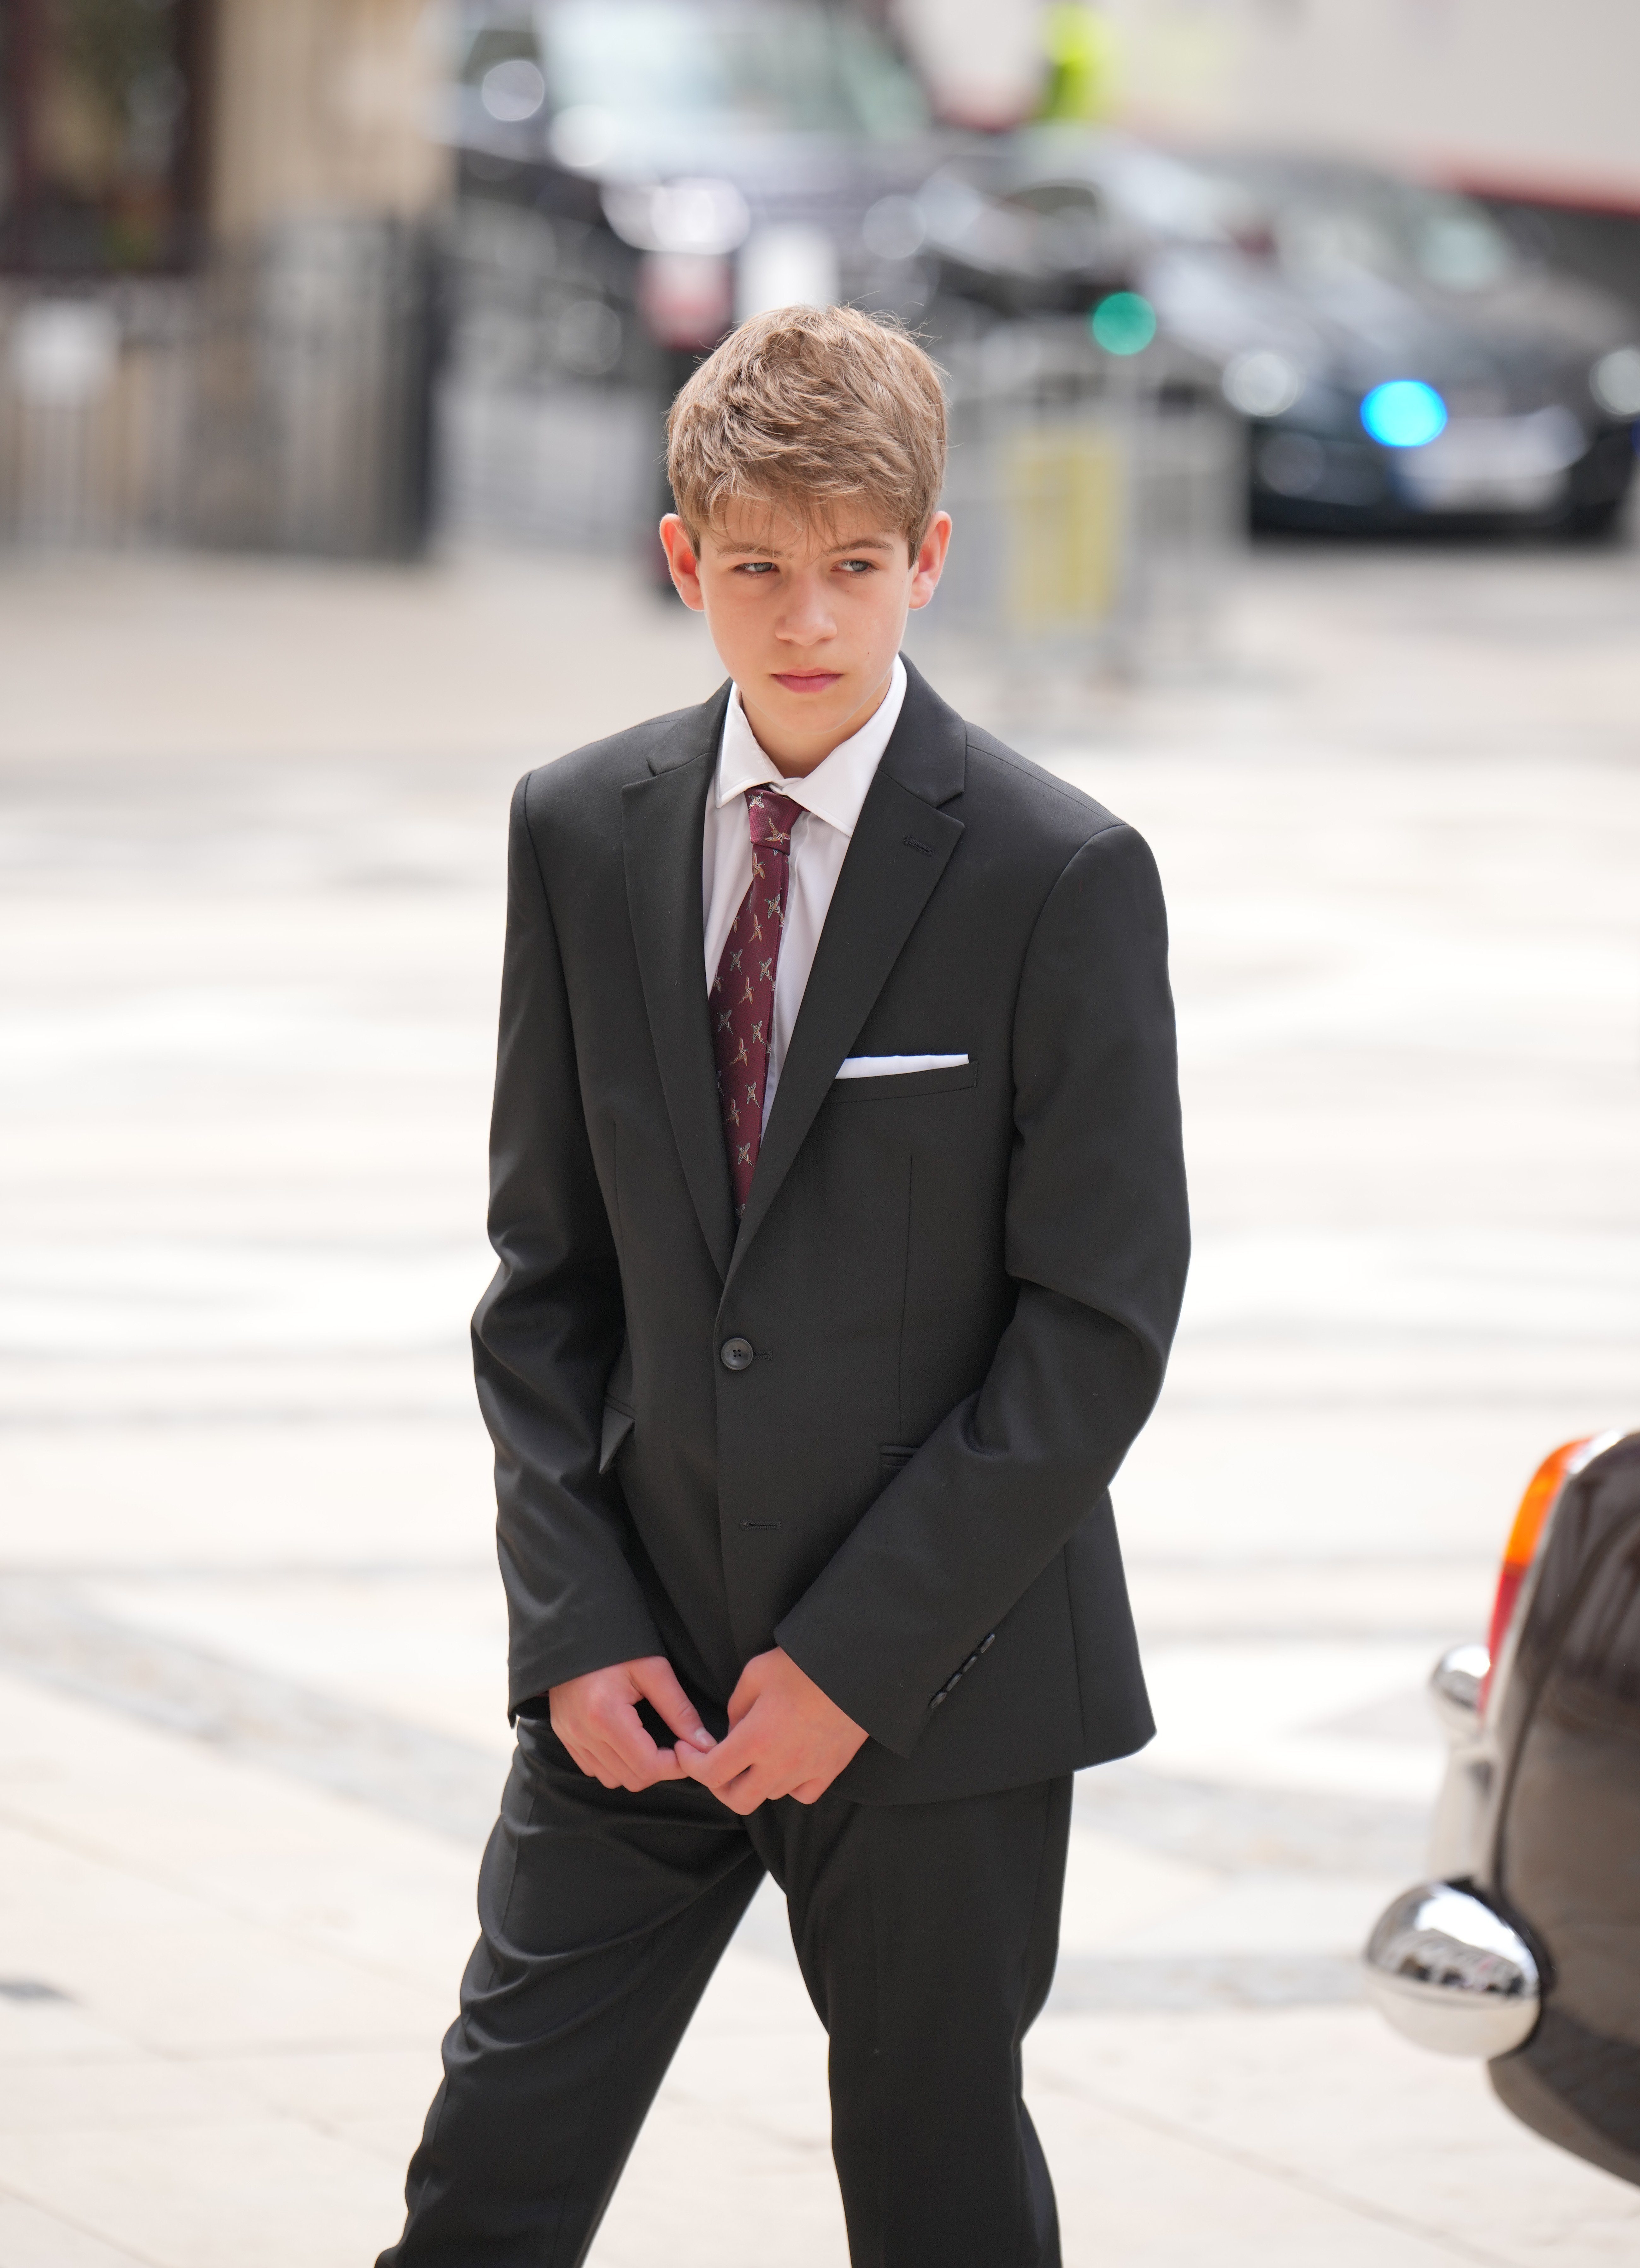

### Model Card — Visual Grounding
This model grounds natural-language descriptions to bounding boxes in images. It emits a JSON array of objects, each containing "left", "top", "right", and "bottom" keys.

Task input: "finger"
[
  {"left": 568, "top": 1731, "right": 627, "bottom": 1788},
  {"left": 621, "top": 1751, "right": 680, "bottom": 1787},
  {"left": 624, "top": 1742, "right": 684, "bottom": 1786},
  {"left": 684, "top": 1716, "right": 760, "bottom": 1791},
  {"left": 789, "top": 1775, "right": 831, "bottom": 1806},
  {"left": 553, "top": 1724, "right": 615, "bottom": 1780},
  {"left": 632, "top": 1659, "right": 715, "bottom": 1752},
  {"left": 593, "top": 1739, "right": 680, "bottom": 1793},
  {"left": 580, "top": 1750, "right": 624, "bottom": 1790},
  {"left": 550, "top": 1705, "right": 618, "bottom": 1774},
  {"left": 712, "top": 1764, "right": 770, "bottom": 1816},
  {"left": 594, "top": 1703, "right": 682, "bottom": 1787},
  {"left": 695, "top": 1761, "right": 761, "bottom": 1813},
  {"left": 725, "top": 1653, "right": 772, "bottom": 1727}
]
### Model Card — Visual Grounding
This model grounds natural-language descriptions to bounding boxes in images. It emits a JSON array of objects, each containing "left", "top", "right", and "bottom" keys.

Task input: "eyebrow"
[{"left": 714, "top": 534, "right": 898, "bottom": 560}]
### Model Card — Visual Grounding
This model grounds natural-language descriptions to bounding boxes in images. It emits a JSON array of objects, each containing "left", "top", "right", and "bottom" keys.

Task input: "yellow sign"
[{"left": 1002, "top": 424, "right": 1126, "bottom": 635}]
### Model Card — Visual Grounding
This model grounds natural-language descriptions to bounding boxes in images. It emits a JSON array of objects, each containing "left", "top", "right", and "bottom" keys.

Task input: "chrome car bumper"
[
  {"left": 1364, "top": 1880, "right": 1541, "bottom": 2057},
  {"left": 1361, "top": 1642, "right": 1543, "bottom": 2059}
]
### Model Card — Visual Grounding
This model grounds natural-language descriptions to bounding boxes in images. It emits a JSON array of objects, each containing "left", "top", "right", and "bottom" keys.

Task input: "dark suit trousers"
[{"left": 378, "top": 1717, "right": 1072, "bottom": 2268}]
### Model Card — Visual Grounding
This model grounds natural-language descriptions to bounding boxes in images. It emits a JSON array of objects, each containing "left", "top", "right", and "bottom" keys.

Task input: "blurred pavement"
[{"left": 2, "top": 533, "right": 1640, "bottom": 2265}]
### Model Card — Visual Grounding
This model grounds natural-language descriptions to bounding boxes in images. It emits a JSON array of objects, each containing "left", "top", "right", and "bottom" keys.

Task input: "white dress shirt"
[{"left": 702, "top": 655, "right": 907, "bottom": 1123}]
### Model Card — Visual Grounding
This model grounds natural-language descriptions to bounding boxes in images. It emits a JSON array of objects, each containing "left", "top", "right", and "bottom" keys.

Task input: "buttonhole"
[
  {"left": 902, "top": 835, "right": 932, "bottom": 856},
  {"left": 740, "top": 1519, "right": 782, "bottom": 1531}
]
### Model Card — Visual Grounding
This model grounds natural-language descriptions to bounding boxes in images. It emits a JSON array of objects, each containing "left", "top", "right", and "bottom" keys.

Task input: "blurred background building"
[{"left": 0, "top": 0, "right": 447, "bottom": 552}]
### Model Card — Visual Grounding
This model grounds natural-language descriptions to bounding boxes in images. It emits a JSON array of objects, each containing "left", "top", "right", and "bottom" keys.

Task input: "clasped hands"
[{"left": 548, "top": 1647, "right": 867, "bottom": 1812}]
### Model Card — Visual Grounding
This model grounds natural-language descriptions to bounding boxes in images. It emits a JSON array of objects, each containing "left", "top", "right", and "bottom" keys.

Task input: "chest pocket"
[{"left": 831, "top": 1059, "right": 977, "bottom": 1104}]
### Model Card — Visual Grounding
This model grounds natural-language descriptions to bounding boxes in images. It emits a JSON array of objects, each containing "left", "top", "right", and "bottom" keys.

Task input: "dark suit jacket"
[{"left": 473, "top": 657, "right": 1189, "bottom": 1804}]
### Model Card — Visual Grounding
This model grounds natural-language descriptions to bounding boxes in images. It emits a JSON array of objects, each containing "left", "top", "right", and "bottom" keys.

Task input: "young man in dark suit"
[{"left": 379, "top": 305, "right": 1189, "bottom": 2267}]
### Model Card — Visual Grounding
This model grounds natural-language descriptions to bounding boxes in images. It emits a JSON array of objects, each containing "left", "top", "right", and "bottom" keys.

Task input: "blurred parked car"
[
  {"left": 918, "top": 134, "right": 1640, "bottom": 536},
  {"left": 444, "top": 0, "right": 946, "bottom": 371},
  {"left": 1364, "top": 1429, "right": 1640, "bottom": 2187},
  {"left": 437, "top": 0, "right": 957, "bottom": 557}
]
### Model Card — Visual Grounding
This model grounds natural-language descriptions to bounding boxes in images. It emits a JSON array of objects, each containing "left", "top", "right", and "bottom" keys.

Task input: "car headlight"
[
  {"left": 1360, "top": 380, "right": 1448, "bottom": 448},
  {"left": 603, "top": 178, "right": 750, "bottom": 256},
  {"left": 1591, "top": 346, "right": 1640, "bottom": 418},
  {"left": 1222, "top": 349, "right": 1305, "bottom": 418}
]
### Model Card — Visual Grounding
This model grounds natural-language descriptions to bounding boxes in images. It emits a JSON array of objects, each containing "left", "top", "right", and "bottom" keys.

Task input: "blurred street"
[{"left": 3, "top": 527, "right": 1640, "bottom": 2266}]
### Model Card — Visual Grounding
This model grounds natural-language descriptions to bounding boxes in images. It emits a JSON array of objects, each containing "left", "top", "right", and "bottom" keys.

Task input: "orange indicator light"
[{"left": 1482, "top": 1438, "right": 1592, "bottom": 1709}]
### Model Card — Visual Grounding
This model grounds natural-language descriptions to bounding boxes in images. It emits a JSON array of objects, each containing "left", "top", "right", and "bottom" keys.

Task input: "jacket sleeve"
[
  {"left": 473, "top": 775, "right": 661, "bottom": 1713},
  {"left": 774, "top": 820, "right": 1189, "bottom": 1756}
]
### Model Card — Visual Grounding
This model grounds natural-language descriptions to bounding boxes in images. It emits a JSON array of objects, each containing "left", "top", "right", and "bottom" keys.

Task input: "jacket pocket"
[
  {"left": 599, "top": 1399, "right": 635, "bottom": 1475},
  {"left": 831, "top": 1061, "right": 977, "bottom": 1103}
]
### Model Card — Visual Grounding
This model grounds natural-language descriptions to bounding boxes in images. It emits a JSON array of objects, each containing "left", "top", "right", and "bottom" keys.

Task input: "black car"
[
  {"left": 445, "top": 0, "right": 945, "bottom": 370},
  {"left": 1365, "top": 1428, "right": 1640, "bottom": 2187},
  {"left": 917, "top": 133, "right": 1640, "bottom": 535}
]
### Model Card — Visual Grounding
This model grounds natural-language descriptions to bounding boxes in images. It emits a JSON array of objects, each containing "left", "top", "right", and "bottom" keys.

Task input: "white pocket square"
[{"left": 835, "top": 1054, "right": 969, "bottom": 1080}]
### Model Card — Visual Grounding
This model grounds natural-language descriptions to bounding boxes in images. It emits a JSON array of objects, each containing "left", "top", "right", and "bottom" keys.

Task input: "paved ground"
[{"left": 1, "top": 524, "right": 1639, "bottom": 2265}]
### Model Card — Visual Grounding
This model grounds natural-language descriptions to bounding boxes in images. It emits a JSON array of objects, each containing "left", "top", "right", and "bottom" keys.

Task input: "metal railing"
[
  {"left": 0, "top": 218, "right": 436, "bottom": 557},
  {"left": 931, "top": 319, "right": 1244, "bottom": 675}
]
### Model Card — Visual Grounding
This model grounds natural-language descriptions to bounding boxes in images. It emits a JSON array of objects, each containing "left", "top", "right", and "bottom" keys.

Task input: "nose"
[{"left": 774, "top": 566, "right": 835, "bottom": 648}]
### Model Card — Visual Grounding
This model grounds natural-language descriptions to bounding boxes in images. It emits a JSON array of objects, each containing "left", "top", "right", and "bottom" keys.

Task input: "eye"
[
  {"left": 837, "top": 558, "right": 876, "bottom": 574},
  {"left": 736, "top": 560, "right": 776, "bottom": 575}
]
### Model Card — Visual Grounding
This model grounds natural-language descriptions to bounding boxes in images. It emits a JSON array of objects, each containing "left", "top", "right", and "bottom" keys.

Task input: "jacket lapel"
[
  {"left": 727, "top": 660, "right": 967, "bottom": 1280},
  {"left": 623, "top": 688, "right": 737, "bottom": 1280}
]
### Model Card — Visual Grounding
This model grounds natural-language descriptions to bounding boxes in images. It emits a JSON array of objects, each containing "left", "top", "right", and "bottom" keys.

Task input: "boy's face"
[{"left": 659, "top": 499, "right": 951, "bottom": 777}]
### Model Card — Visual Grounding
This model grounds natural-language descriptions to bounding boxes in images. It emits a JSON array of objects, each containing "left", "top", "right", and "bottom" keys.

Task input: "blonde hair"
[{"left": 666, "top": 304, "right": 947, "bottom": 556}]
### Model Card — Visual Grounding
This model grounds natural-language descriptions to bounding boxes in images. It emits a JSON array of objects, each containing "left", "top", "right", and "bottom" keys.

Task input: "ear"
[
  {"left": 660, "top": 515, "right": 706, "bottom": 612},
  {"left": 907, "top": 512, "right": 952, "bottom": 612}
]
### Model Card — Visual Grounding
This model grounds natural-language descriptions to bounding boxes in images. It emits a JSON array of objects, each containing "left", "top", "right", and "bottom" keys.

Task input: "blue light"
[{"left": 1361, "top": 380, "right": 1449, "bottom": 448}]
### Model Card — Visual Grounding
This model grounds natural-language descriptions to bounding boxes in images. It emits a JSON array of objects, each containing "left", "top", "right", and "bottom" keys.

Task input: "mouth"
[{"left": 771, "top": 671, "right": 843, "bottom": 694}]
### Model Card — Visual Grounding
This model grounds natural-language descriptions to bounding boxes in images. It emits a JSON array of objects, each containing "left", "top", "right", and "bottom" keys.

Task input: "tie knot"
[{"left": 747, "top": 788, "right": 802, "bottom": 849}]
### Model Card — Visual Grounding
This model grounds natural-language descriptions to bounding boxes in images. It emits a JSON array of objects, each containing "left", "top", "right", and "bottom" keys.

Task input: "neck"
[{"left": 739, "top": 663, "right": 896, "bottom": 778}]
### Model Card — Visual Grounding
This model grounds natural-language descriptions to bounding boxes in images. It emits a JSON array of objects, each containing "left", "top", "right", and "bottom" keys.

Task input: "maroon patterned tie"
[{"left": 710, "top": 787, "right": 803, "bottom": 1216}]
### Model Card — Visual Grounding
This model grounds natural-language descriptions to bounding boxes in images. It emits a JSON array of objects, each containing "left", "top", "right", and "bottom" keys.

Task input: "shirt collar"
[{"left": 715, "top": 655, "right": 907, "bottom": 840}]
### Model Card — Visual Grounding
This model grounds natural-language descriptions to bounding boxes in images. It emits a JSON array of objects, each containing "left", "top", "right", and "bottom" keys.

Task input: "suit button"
[{"left": 720, "top": 1336, "right": 755, "bottom": 1372}]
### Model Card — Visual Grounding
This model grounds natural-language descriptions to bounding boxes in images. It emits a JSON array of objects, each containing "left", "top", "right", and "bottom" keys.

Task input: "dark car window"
[
  {"left": 461, "top": 0, "right": 927, "bottom": 141},
  {"left": 466, "top": 26, "right": 542, "bottom": 78},
  {"left": 1402, "top": 192, "right": 1516, "bottom": 290},
  {"left": 1091, "top": 146, "right": 1261, "bottom": 245},
  {"left": 1084, "top": 144, "right": 1517, "bottom": 293},
  {"left": 1001, "top": 182, "right": 1105, "bottom": 222},
  {"left": 1271, "top": 183, "right": 1515, "bottom": 292},
  {"left": 1185, "top": 161, "right": 1517, "bottom": 293}
]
